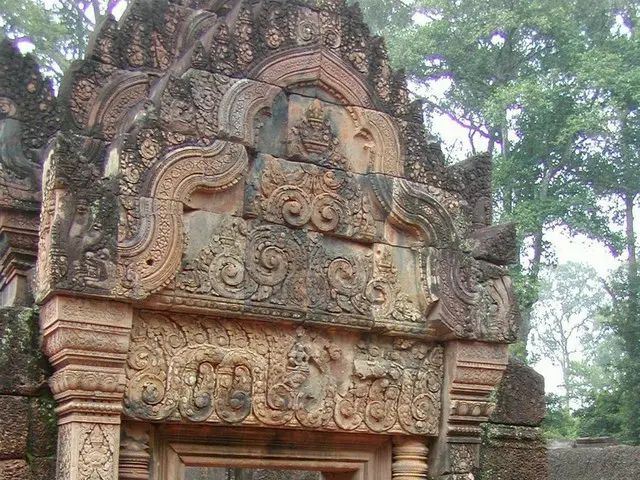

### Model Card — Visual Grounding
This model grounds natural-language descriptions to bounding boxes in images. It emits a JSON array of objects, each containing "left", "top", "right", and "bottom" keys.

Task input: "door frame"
[{"left": 153, "top": 424, "right": 393, "bottom": 480}]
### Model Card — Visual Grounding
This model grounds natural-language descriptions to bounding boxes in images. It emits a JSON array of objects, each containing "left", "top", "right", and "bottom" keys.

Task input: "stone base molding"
[
  {"left": 392, "top": 436, "right": 429, "bottom": 480},
  {"left": 40, "top": 295, "right": 133, "bottom": 480}
]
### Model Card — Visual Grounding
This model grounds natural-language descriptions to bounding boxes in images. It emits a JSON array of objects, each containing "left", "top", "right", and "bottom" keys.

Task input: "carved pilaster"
[
  {"left": 119, "top": 421, "right": 151, "bottom": 480},
  {"left": 431, "top": 341, "right": 509, "bottom": 478},
  {"left": 40, "top": 295, "right": 133, "bottom": 480},
  {"left": 392, "top": 436, "right": 429, "bottom": 480},
  {"left": 0, "top": 209, "right": 39, "bottom": 305}
]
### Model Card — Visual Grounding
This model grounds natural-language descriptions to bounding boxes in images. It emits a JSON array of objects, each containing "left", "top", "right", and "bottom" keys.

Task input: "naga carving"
[{"left": 124, "top": 310, "right": 444, "bottom": 436}]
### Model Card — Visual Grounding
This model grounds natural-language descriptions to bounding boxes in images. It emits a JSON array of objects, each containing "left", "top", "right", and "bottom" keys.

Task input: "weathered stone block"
[
  {"left": 490, "top": 357, "right": 545, "bottom": 427},
  {"left": 0, "top": 395, "right": 29, "bottom": 459},
  {"left": 478, "top": 424, "right": 547, "bottom": 480},
  {"left": 548, "top": 445, "right": 640, "bottom": 480},
  {"left": 29, "top": 457, "right": 56, "bottom": 480},
  {"left": 0, "top": 308, "right": 48, "bottom": 395},
  {"left": 0, "top": 459, "right": 29, "bottom": 480},
  {"left": 470, "top": 223, "right": 518, "bottom": 266},
  {"left": 29, "top": 396, "right": 57, "bottom": 457}
]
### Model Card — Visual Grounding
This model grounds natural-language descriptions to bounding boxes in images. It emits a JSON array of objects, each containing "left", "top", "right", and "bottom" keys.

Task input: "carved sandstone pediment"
[
  {"left": 33, "top": 2, "right": 523, "bottom": 477},
  {"left": 37, "top": 0, "right": 519, "bottom": 345}
]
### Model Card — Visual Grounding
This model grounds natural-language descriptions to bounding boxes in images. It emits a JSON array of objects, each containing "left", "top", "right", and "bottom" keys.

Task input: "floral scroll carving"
[
  {"left": 246, "top": 154, "right": 375, "bottom": 241},
  {"left": 117, "top": 140, "right": 248, "bottom": 297},
  {"left": 124, "top": 310, "right": 444, "bottom": 436},
  {"left": 177, "top": 216, "right": 308, "bottom": 307}
]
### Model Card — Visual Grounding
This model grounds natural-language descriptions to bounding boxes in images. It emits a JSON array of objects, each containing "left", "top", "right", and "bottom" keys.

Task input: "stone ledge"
[{"left": 549, "top": 445, "right": 640, "bottom": 480}]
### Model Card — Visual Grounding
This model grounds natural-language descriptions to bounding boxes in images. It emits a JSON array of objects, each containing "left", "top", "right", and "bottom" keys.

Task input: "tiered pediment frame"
[{"left": 35, "top": 1, "right": 520, "bottom": 479}]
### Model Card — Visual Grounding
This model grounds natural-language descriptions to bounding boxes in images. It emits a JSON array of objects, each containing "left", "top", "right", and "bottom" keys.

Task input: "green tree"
[
  {"left": 531, "top": 262, "right": 606, "bottom": 409},
  {"left": 543, "top": 393, "right": 578, "bottom": 439},
  {"left": 0, "top": 0, "right": 125, "bottom": 77},
  {"left": 357, "top": 0, "right": 619, "bottom": 357}
]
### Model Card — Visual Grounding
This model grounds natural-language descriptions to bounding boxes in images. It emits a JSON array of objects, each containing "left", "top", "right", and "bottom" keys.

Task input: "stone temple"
[{"left": 0, "top": 0, "right": 547, "bottom": 479}]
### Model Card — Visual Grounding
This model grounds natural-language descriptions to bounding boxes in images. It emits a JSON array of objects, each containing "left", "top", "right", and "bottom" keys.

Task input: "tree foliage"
[
  {"left": 531, "top": 262, "right": 606, "bottom": 408},
  {"left": 358, "top": 0, "right": 640, "bottom": 442},
  {"left": 0, "top": 0, "right": 125, "bottom": 77}
]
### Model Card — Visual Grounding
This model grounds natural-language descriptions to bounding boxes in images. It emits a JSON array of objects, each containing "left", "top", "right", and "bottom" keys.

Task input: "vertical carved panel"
[{"left": 55, "top": 422, "right": 120, "bottom": 480}]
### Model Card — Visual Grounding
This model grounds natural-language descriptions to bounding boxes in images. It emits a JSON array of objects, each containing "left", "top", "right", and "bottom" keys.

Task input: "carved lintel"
[
  {"left": 40, "top": 295, "right": 133, "bottom": 480},
  {"left": 119, "top": 421, "right": 151, "bottom": 480},
  {"left": 124, "top": 310, "right": 444, "bottom": 436},
  {"left": 392, "top": 436, "right": 429, "bottom": 480}
]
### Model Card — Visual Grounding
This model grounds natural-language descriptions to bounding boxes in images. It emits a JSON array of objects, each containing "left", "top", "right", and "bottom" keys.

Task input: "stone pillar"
[
  {"left": 0, "top": 209, "right": 40, "bottom": 306},
  {"left": 118, "top": 421, "right": 151, "bottom": 480},
  {"left": 431, "top": 341, "right": 509, "bottom": 480},
  {"left": 40, "top": 295, "right": 132, "bottom": 480},
  {"left": 392, "top": 436, "right": 429, "bottom": 480}
]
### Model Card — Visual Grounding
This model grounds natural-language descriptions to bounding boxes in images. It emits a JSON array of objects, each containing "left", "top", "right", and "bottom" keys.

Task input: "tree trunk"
[
  {"left": 517, "top": 169, "right": 551, "bottom": 353},
  {"left": 625, "top": 192, "right": 637, "bottom": 312}
]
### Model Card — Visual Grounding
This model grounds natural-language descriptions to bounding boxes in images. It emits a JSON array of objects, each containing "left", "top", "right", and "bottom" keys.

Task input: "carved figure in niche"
[
  {"left": 288, "top": 99, "right": 348, "bottom": 169},
  {"left": 0, "top": 116, "right": 41, "bottom": 186}
]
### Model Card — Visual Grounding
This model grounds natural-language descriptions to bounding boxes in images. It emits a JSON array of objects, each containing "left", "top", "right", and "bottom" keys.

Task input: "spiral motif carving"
[
  {"left": 250, "top": 156, "right": 375, "bottom": 241},
  {"left": 271, "top": 186, "right": 312, "bottom": 227},
  {"left": 324, "top": 29, "right": 341, "bottom": 49},
  {"left": 364, "top": 378, "right": 400, "bottom": 432},
  {"left": 366, "top": 279, "right": 395, "bottom": 317},
  {"left": 327, "top": 257, "right": 366, "bottom": 296},
  {"left": 215, "top": 362, "right": 254, "bottom": 424},
  {"left": 208, "top": 253, "right": 248, "bottom": 299},
  {"left": 311, "top": 193, "right": 345, "bottom": 232},
  {"left": 129, "top": 373, "right": 169, "bottom": 412},
  {"left": 297, "top": 20, "right": 318, "bottom": 43},
  {"left": 409, "top": 394, "right": 438, "bottom": 434},
  {"left": 246, "top": 227, "right": 292, "bottom": 287}
]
